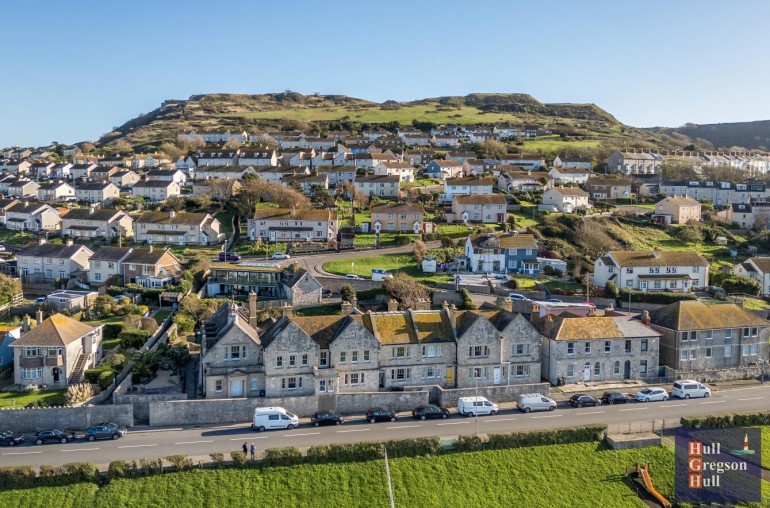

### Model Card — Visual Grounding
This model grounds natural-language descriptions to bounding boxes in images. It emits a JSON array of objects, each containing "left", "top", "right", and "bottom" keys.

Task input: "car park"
[
  {"left": 569, "top": 394, "right": 601, "bottom": 408},
  {"left": 271, "top": 253, "right": 290, "bottom": 260},
  {"left": 412, "top": 404, "right": 450, "bottom": 420},
  {"left": 85, "top": 423, "right": 127, "bottom": 441},
  {"left": 601, "top": 392, "right": 630, "bottom": 405},
  {"left": 34, "top": 429, "right": 75, "bottom": 445},
  {"left": 516, "top": 393, "right": 557, "bottom": 413},
  {"left": 366, "top": 407, "right": 398, "bottom": 423},
  {"left": 634, "top": 388, "right": 669, "bottom": 402},
  {"left": 672, "top": 380, "right": 711, "bottom": 399},
  {"left": 457, "top": 396, "right": 498, "bottom": 416},
  {"left": 0, "top": 431, "right": 25, "bottom": 446},
  {"left": 310, "top": 411, "right": 343, "bottom": 426},
  {"left": 252, "top": 407, "right": 299, "bottom": 431}
]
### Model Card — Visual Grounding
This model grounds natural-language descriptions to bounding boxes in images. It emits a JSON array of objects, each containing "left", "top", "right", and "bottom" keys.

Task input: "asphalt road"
[{"left": 2, "top": 384, "right": 769, "bottom": 467}]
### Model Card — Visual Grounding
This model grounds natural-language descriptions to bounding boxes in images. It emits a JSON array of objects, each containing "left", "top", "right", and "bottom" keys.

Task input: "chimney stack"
[
  {"left": 65, "top": 238, "right": 73, "bottom": 247},
  {"left": 148, "top": 245, "right": 153, "bottom": 253},
  {"left": 281, "top": 304, "right": 293, "bottom": 318},
  {"left": 22, "top": 315, "right": 30, "bottom": 333},
  {"left": 341, "top": 301, "right": 352, "bottom": 315},
  {"left": 38, "top": 237, "right": 47, "bottom": 245},
  {"left": 416, "top": 298, "right": 430, "bottom": 311},
  {"left": 36, "top": 309, "right": 44, "bottom": 325},
  {"left": 641, "top": 310, "right": 651, "bottom": 326},
  {"left": 350, "top": 295, "right": 358, "bottom": 310},
  {"left": 89, "top": 205, "right": 95, "bottom": 215},
  {"left": 529, "top": 304, "right": 541, "bottom": 322},
  {"left": 501, "top": 297, "right": 513, "bottom": 313},
  {"left": 387, "top": 299, "right": 399, "bottom": 312},
  {"left": 543, "top": 314, "right": 554, "bottom": 337},
  {"left": 248, "top": 291, "right": 257, "bottom": 329},
  {"left": 169, "top": 210, "right": 176, "bottom": 219}
]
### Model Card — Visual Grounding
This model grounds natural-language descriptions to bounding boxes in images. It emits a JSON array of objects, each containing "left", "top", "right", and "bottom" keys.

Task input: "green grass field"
[
  {"left": 517, "top": 135, "right": 601, "bottom": 154},
  {"left": 0, "top": 228, "right": 32, "bottom": 245},
  {"left": 0, "top": 388, "right": 67, "bottom": 408},
  {"left": 323, "top": 253, "right": 452, "bottom": 284}
]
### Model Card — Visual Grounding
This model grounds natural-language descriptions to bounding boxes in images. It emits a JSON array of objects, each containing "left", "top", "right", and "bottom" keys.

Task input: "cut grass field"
[
  {"left": 0, "top": 388, "right": 67, "bottom": 408},
  {"left": 323, "top": 253, "right": 452, "bottom": 284},
  {"left": 517, "top": 135, "right": 601, "bottom": 154},
  {"left": 2, "top": 442, "right": 679, "bottom": 508}
]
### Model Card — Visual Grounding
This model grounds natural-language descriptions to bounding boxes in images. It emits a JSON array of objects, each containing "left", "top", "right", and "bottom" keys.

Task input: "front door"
[
  {"left": 623, "top": 360, "right": 631, "bottom": 380},
  {"left": 230, "top": 379, "right": 244, "bottom": 397},
  {"left": 379, "top": 371, "right": 385, "bottom": 389},
  {"left": 445, "top": 366, "right": 455, "bottom": 386},
  {"left": 52, "top": 368, "right": 60, "bottom": 383},
  {"left": 583, "top": 364, "right": 591, "bottom": 382},
  {"left": 493, "top": 367, "right": 501, "bottom": 385}
]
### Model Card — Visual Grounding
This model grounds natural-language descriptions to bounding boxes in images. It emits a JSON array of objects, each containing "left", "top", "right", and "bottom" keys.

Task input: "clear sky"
[{"left": 2, "top": 0, "right": 769, "bottom": 147}]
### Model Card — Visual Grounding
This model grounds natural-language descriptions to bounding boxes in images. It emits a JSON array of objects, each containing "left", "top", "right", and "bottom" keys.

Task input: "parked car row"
[{"left": 0, "top": 423, "right": 127, "bottom": 447}]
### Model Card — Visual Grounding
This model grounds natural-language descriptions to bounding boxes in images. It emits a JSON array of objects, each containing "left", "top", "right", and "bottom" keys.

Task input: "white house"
[
  {"left": 548, "top": 166, "right": 591, "bottom": 185},
  {"left": 132, "top": 181, "right": 181, "bottom": 201},
  {"left": 732, "top": 257, "right": 770, "bottom": 296},
  {"left": 539, "top": 187, "right": 590, "bottom": 213},
  {"left": 553, "top": 156, "right": 592, "bottom": 170},
  {"left": 373, "top": 162, "right": 415, "bottom": 182},
  {"left": 593, "top": 250, "right": 709, "bottom": 292},
  {"left": 442, "top": 177, "right": 495, "bottom": 202},
  {"left": 464, "top": 234, "right": 506, "bottom": 273}
]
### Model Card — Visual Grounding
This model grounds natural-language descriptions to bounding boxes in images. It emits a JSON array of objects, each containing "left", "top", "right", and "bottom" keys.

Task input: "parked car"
[
  {"left": 0, "top": 431, "right": 25, "bottom": 446},
  {"left": 34, "top": 429, "right": 75, "bottom": 445},
  {"left": 516, "top": 393, "right": 557, "bottom": 413},
  {"left": 545, "top": 298, "right": 563, "bottom": 303},
  {"left": 310, "top": 411, "right": 343, "bottom": 426},
  {"left": 344, "top": 274, "right": 363, "bottom": 280},
  {"left": 271, "top": 253, "right": 290, "bottom": 260},
  {"left": 634, "top": 388, "right": 669, "bottom": 402},
  {"left": 322, "top": 288, "right": 333, "bottom": 298},
  {"left": 85, "top": 423, "right": 127, "bottom": 441},
  {"left": 507, "top": 293, "right": 528, "bottom": 301},
  {"left": 569, "top": 394, "right": 601, "bottom": 408},
  {"left": 601, "top": 392, "right": 630, "bottom": 405},
  {"left": 672, "top": 380, "right": 711, "bottom": 399},
  {"left": 412, "top": 405, "right": 450, "bottom": 420},
  {"left": 252, "top": 406, "right": 298, "bottom": 431},
  {"left": 34, "top": 297, "right": 47, "bottom": 305},
  {"left": 366, "top": 407, "right": 398, "bottom": 423},
  {"left": 0, "top": 244, "right": 6, "bottom": 251},
  {"left": 457, "top": 396, "right": 498, "bottom": 416},
  {"left": 218, "top": 252, "right": 241, "bottom": 262}
]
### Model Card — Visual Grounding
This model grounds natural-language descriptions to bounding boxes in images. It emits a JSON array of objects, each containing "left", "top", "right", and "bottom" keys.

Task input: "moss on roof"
[{"left": 650, "top": 301, "right": 770, "bottom": 330}]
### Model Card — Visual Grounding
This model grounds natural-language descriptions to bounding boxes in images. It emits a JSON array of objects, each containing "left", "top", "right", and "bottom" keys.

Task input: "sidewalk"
[{"left": 548, "top": 377, "right": 766, "bottom": 401}]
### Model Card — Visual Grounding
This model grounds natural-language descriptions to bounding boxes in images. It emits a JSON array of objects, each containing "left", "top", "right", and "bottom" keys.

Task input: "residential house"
[
  {"left": 37, "top": 181, "right": 76, "bottom": 202},
  {"left": 11, "top": 313, "right": 103, "bottom": 387},
  {"left": 30, "top": 162, "right": 55, "bottom": 179},
  {"left": 96, "top": 157, "right": 127, "bottom": 168},
  {"left": 653, "top": 196, "right": 701, "bottom": 224},
  {"left": 354, "top": 175, "right": 401, "bottom": 198},
  {"left": 16, "top": 239, "right": 92, "bottom": 280},
  {"left": 75, "top": 182, "right": 121, "bottom": 204},
  {"left": 253, "top": 166, "right": 308, "bottom": 184},
  {"left": 0, "top": 199, "right": 18, "bottom": 225},
  {"left": 88, "top": 246, "right": 133, "bottom": 285},
  {"left": 500, "top": 234, "right": 540, "bottom": 275},
  {"left": 1, "top": 160, "right": 31, "bottom": 176},
  {"left": 450, "top": 194, "right": 508, "bottom": 223},
  {"left": 248, "top": 208, "right": 339, "bottom": 243},
  {"left": 404, "top": 149, "right": 440, "bottom": 166},
  {"left": 316, "top": 166, "right": 356, "bottom": 187},
  {"left": 497, "top": 169, "right": 544, "bottom": 192},
  {"left": 237, "top": 148, "right": 278, "bottom": 167},
  {"left": 196, "top": 149, "right": 238, "bottom": 167},
  {"left": 649, "top": 301, "right": 770, "bottom": 371},
  {"left": 205, "top": 262, "right": 322, "bottom": 305},
  {"left": 553, "top": 156, "right": 592, "bottom": 170},
  {"left": 132, "top": 181, "right": 181, "bottom": 201},
  {"left": 282, "top": 173, "right": 329, "bottom": 195},
  {"left": 133, "top": 211, "right": 224, "bottom": 246},
  {"left": 593, "top": 250, "right": 709, "bottom": 292},
  {"left": 352, "top": 152, "right": 400, "bottom": 170},
  {"left": 539, "top": 186, "right": 590, "bottom": 213},
  {"left": 69, "top": 163, "right": 97, "bottom": 181},
  {"left": 424, "top": 159, "right": 465, "bottom": 180},
  {"left": 131, "top": 153, "right": 171, "bottom": 170},
  {"left": 548, "top": 166, "right": 591, "bottom": 185},
  {"left": 607, "top": 151, "right": 664, "bottom": 175},
  {"left": 465, "top": 159, "right": 499, "bottom": 176},
  {"left": 122, "top": 246, "right": 182, "bottom": 288},
  {"left": 731, "top": 257, "right": 770, "bottom": 295},
  {"left": 44, "top": 290, "right": 98, "bottom": 312},
  {"left": 7, "top": 179, "right": 40, "bottom": 198},
  {"left": 285, "top": 150, "right": 316, "bottom": 168},
  {"left": 89, "top": 166, "right": 119, "bottom": 182},
  {"left": 52, "top": 163, "right": 73, "bottom": 180},
  {"left": 145, "top": 169, "right": 187, "bottom": 185},
  {"left": 585, "top": 178, "right": 632, "bottom": 199},
  {"left": 110, "top": 170, "right": 141, "bottom": 188},
  {"left": 442, "top": 176, "right": 495, "bottom": 202},
  {"left": 505, "top": 154, "right": 545, "bottom": 171},
  {"left": 370, "top": 203, "right": 425, "bottom": 234},
  {"left": 538, "top": 313, "right": 661, "bottom": 385},
  {"left": 61, "top": 207, "right": 133, "bottom": 240},
  {"left": 431, "top": 135, "right": 461, "bottom": 148},
  {"left": 194, "top": 165, "right": 258, "bottom": 181},
  {"left": 464, "top": 234, "right": 506, "bottom": 273},
  {"left": 0, "top": 325, "right": 21, "bottom": 369},
  {"left": 373, "top": 162, "right": 415, "bottom": 182},
  {"left": 4, "top": 201, "right": 60, "bottom": 231}
]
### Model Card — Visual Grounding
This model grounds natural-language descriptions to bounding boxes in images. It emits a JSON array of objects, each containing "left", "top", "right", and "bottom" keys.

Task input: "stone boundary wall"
[
  {"left": 436, "top": 382, "right": 550, "bottom": 407},
  {"left": 336, "top": 390, "right": 429, "bottom": 414},
  {"left": 0, "top": 404, "right": 134, "bottom": 432},
  {"left": 315, "top": 276, "right": 382, "bottom": 292},
  {"left": 149, "top": 396, "right": 318, "bottom": 427}
]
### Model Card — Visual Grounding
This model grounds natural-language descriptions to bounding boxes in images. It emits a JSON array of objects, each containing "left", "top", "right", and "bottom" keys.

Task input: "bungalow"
[
  {"left": 61, "top": 207, "right": 133, "bottom": 240},
  {"left": 505, "top": 154, "right": 545, "bottom": 171},
  {"left": 539, "top": 187, "right": 590, "bottom": 213},
  {"left": 75, "top": 182, "right": 121, "bottom": 204},
  {"left": 373, "top": 162, "right": 415, "bottom": 182},
  {"left": 451, "top": 194, "right": 508, "bottom": 224},
  {"left": 122, "top": 246, "right": 182, "bottom": 288},
  {"left": 110, "top": 170, "right": 141, "bottom": 188},
  {"left": 424, "top": 160, "right": 464, "bottom": 180},
  {"left": 354, "top": 175, "right": 401, "bottom": 198},
  {"left": 37, "top": 181, "right": 76, "bottom": 202},
  {"left": 5, "top": 201, "right": 60, "bottom": 231},
  {"left": 133, "top": 211, "right": 224, "bottom": 246},
  {"left": 132, "top": 181, "right": 181, "bottom": 201},
  {"left": 442, "top": 176, "right": 495, "bottom": 202},
  {"left": 593, "top": 249, "right": 709, "bottom": 292},
  {"left": 16, "top": 238, "right": 92, "bottom": 280},
  {"left": 548, "top": 166, "right": 591, "bottom": 185}
]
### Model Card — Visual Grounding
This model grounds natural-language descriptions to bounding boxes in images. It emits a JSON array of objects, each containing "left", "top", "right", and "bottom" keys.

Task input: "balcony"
[
  {"left": 19, "top": 356, "right": 43, "bottom": 368},
  {"left": 207, "top": 363, "right": 264, "bottom": 376},
  {"left": 45, "top": 355, "right": 63, "bottom": 367}
]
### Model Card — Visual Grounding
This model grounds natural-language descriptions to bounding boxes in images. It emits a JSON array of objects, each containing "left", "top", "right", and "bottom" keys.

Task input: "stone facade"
[
  {"left": 286, "top": 271, "right": 323, "bottom": 306},
  {"left": 328, "top": 318, "right": 380, "bottom": 392},
  {"left": 262, "top": 319, "right": 319, "bottom": 398}
]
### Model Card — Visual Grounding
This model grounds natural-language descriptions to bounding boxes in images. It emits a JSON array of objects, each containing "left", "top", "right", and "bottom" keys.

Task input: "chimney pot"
[
  {"left": 341, "top": 301, "right": 352, "bottom": 315},
  {"left": 387, "top": 299, "right": 399, "bottom": 312},
  {"left": 148, "top": 245, "right": 153, "bottom": 253},
  {"left": 641, "top": 310, "right": 651, "bottom": 326},
  {"left": 22, "top": 315, "right": 30, "bottom": 333},
  {"left": 36, "top": 309, "right": 43, "bottom": 325},
  {"left": 544, "top": 314, "right": 554, "bottom": 336}
]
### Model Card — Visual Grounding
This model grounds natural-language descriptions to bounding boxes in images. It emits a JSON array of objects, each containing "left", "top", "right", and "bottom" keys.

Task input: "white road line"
[
  {"left": 118, "top": 444, "right": 157, "bottom": 449},
  {"left": 576, "top": 411, "right": 605, "bottom": 416},
  {"left": 129, "top": 427, "right": 184, "bottom": 433},
  {"left": 337, "top": 429, "right": 370, "bottom": 433},
  {"left": 660, "top": 404, "right": 686, "bottom": 408},
  {"left": 619, "top": 408, "right": 648, "bottom": 412},
  {"left": 230, "top": 437, "right": 268, "bottom": 441},
  {"left": 436, "top": 421, "right": 470, "bottom": 426},
  {"left": 204, "top": 424, "right": 248, "bottom": 430},
  {"left": 738, "top": 397, "right": 765, "bottom": 401},
  {"left": 699, "top": 401, "right": 722, "bottom": 405},
  {"left": 2, "top": 451, "right": 42, "bottom": 456},
  {"left": 531, "top": 415, "right": 563, "bottom": 419},
  {"left": 60, "top": 448, "right": 99, "bottom": 452},
  {"left": 484, "top": 418, "right": 517, "bottom": 422},
  {"left": 287, "top": 432, "right": 321, "bottom": 437},
  {"left": 174, "top": 440, "right": 213, "bottom": 445},
  {"left": 386, "top": 425, "right": 420, "bottom": 430}
]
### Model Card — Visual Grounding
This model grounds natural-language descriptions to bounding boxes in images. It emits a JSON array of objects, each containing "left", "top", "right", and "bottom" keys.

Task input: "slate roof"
[
  {"left": 251, "top": 208, "right": 334, "bottom": 221},
  {"left": 90, "top": 246, "right": 132, "bottom": 262},
  {"left": 608, "top": 250, "right": 708, "bottom": 268},
  {"left": 454, "top": 194, "right": 506, "bottom": 205},
  {"left": 133, "top": 181, "right": 176, "bottom": 188},
  {"left": 134, "top": 212, "right": 211, "bottom": 225},
  {"left": 552, "top": 167, "right": 590, "bottom": 174},
  {"left": 12, "top": 314, "right": 98, "bottom": 347},
  {"left": 656, "top": 196, "right": 700, "bottom": 206},
  {"left": 549, "top": 186, "right": 589, "bottom": 197},
  {"left": 76, "top": 182, "right": 115, "bottom": 191},
  {"left": 62, "top": 208, "right": 124, "bottom": 222},
  {"left": 17, "top": 242, "right": 88, "bottom": 259},
  {"left": 446, "top": 177, "right": 495, "bottom": 186},
  {"left": 371, "top": 203, "right": 425, "bottom": 215},
  {"left": 356, "top": 175, "right": 400, "bottom": 184},
  {"left": 123, "top": 248, "right": 180, "bottom": 266},
  {"left": 649, "top": 301, "right": 770, "bottom": 331}
]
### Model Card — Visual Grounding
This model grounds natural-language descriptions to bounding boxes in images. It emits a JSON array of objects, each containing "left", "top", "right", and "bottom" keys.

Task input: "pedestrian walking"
[
  {"left": 250, "top": 443, "right": 255, "bottom": 460},
  {"left": 242, "top": 442, "right": 248, "bottom": 455}
]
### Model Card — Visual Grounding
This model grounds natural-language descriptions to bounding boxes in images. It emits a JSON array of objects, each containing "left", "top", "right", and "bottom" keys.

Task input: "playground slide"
[{"left": 635, "top": 463, "right": 672, "bottom": 508}]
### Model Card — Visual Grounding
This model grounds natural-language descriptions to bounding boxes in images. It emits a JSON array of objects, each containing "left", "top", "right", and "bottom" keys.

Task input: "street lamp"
[{"left": 474, "top": 369, "right": 479, "bottom": 436}]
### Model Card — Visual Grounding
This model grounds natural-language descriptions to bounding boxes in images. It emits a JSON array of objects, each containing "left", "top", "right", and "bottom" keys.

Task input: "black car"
[
  {"left": 601, "top": 392, "right": 630, "bottom": 405},
  {"left": 412, "top": 405, "right": 450, "bottom": 420},
  {"left": 569, "top": 394, "right": 601, "bottom": 408},
  {"left": 366, "top": 407, "right": 398, "bottom": 423},
  {"left": 85, "top": 423, "right": 127, "bottom": 441},
  {"left": 0, "top": 431, "right": 25, "bottom": 446},
  {"left": 322, "top": 288, "right": 333, "bottom": 298},
  {"left": 310, "top": 411, "right": 343, "bottom": 427},
  {"left": 34, "top": 429, "right": 75, "bottom": 445}
]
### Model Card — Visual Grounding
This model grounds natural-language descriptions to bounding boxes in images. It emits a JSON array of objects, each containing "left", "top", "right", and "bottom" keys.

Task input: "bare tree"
[
  {"left": 79, "top": 142, "right": 96, "bottom": 153},
  {"left": 112, "top": 139, "right": 133, "bottom": 154},
  {"left": 206, "top": 178, "right": 240, "bottom": 201},
  {"left": 160, "top": 142, "right": 185, "bottom": 160},
  {"left": 177, "top": 134, "right": 205, "bottom": 150},
  {"left": 383, "top": 273, "right": 430, "bottom": 310}
]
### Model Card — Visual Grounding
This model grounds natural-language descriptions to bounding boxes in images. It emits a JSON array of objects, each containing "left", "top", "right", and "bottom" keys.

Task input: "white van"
[
  {"left": 672, "top": 380, "right": 711, "bottom": 399},
  {"left": 372, "top": 269, "right": 394, "bottom": 281},
  {"left": 516, "top": 393, "right": 557, "bottom": 413},
  {"left": 252, "top": 407, "right": 299, "bottom": 432},
  {"left": 457, "top": 396, "right": 498, "bottom": 416}
]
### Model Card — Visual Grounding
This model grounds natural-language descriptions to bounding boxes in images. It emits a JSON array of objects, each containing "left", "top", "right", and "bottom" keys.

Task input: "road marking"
[
  {"left": 118, "top": 444, "right": 157, "bottom": 449},
  {"left": 386, "top": 425, "right": 420, "bottom": 430},
  {"left": 129, "top": 427, "right": 184, "bottom": 433},
  {"left": 484, "top": 417, "right": 517, "bottom": 422},
  {"left": 337, "top": 429, "right": 370, "bottom": 433},
  {"left": 619, "top": 407, "right": 648, "bottom": 412},
  {"left": 61, "top": 448, "right": 99, "bottom": 452},
  {"left": 576, "top": 411, "right": 605, "bottom": 415},
  {"left": 436, "top": 421, "right": 469, "bottom": 426},
  {"left": 738, "top": 396, "right": 765, "bottom": 401},
  {"left": 531, "top": 415, "right": 562, "bottom": 419},
  {"left": 699, "top": 401, "right": 722, "bottom": 405},
  {"left": 230, "top": 437, "right": 268, "bottom": 441},
  {"left": 2, "top": 451, "right": 42, "bottom": 455},
  {"left": 205, "top": 423, "right": 249, "bottom": 430},
  {"left": 174, "top": 440, "right": 213, "bottom": 445},
  {"left": 287, "top": 432, "right": 321, "bottom": 437},
  {"left": 660, "top": 404, "right": 686, "bottom": 408}
]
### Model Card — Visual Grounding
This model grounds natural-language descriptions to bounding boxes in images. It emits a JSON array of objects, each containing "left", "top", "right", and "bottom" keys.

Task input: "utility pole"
[{"left": 384, "top": 446, "right": 396, "bottom": 508}]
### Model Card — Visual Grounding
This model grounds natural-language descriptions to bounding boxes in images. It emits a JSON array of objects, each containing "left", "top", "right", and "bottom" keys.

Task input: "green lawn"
[
  {"left": 293, "top": 304, "right": 341, "bottom": 316},
  {"left": 0, "top": 228, "right": 32, "bottom": 245},
  {"left": 324, "top": 253, "right": 452, "bottom": 284},
  {"left": 153, "top": 309, "right": 172, "bottom": 324},
  {"left": 102, "top": 336, "right": 121, "bottom": 351},
  {"left": 517, "top": 135, "right": 601, "bottom": 155},
  {"left": 215, "top": 212, "right": 234, "bottom": 235},
  {"left": 0, "top": 388, "right": 67, "bottom": 408}
]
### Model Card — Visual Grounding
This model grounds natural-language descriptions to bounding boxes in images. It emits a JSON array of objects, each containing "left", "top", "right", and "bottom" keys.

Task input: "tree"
[
  {"left": 604, "top": 280, "right": 619, "bottom": 299},
  {"left": 473, "top": 140, "right": 509, "bottom": 159},
  {"left": 340, "top": 285, "right": 355, "bottom": 302},
  {"left": 80, "top": 142, "right": 96, "bottom": 153},
  {"left": 159, "top": 142, "right": 185, "bottom": 160},
  {"left": 177, "top": 134, "right": 205, "bottom": 150},
  {"left": 178, "top": 295, "right": 219, "bottom": 325},
  {"left": 112, "top": 140, "right": 133, "bottom": 154},
  {"left": 228, "top": 178, "right": 310, "bottom": 217},
  {"left": 721, "top": 276, "right": 761, "bottom": 296},
  {"left": 383, "top": 273, "right": 430, "bottom": 310},
  {"left": 206, "top": 178, "right": 240, "bottom": 201},
  {"left": 0, "top": 274, "right": 22, "bottom": 306},
  {"left": 164, "top": 196, "right": 186, "bottom": 212},
  {"left": 91, "top": 295, "right": 115, "bottom": 319},
  {"left": 677, "top": 221, "right": 704, "bottom": 244}
]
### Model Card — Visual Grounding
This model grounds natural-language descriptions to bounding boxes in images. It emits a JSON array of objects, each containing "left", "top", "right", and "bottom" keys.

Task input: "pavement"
[{"left": 2, "top": 383, "right": 769, "bottom": 469}]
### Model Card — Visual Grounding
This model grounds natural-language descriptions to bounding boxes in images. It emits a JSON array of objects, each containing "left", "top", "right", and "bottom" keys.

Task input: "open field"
[
  {"left": 516, "top": 135, "right": 601, "bottom": 154},
  {"left": 323, "top": 253, "right": 453, "bottom": 283}
]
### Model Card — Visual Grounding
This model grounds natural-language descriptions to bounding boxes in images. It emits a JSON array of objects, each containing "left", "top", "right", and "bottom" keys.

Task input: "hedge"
[
  {"left": 262, "top": 447, "right": 303, "bottom": 467},
  {"left": 119, "top": 328, "right": 152, "bottom": 350},
  {"left": 0, "top": 463, "right": 98, "bottom": 490},
  {"left": 382, "top": 437, "right": 441, "bottom": 457},
  {"left": 484, "top": 424, "right": 607, "bottom": 450},
  {"left": 102, "top": 323, "right": 124, "bottom": 340},
  {"left": 84, "top": 364, "right": 114, "bottom": 383},
  {"left": 618, "top": 289, "right": 697, "bottom": 304},
  {"left": 306, "top": 443, "right": 384, "bottom": 464},
  {"left": 681, "top": 412, "right": 770, "bottom": 429},
  {"left": 97, "top": 370, "right": 116, "bottom": 389}
]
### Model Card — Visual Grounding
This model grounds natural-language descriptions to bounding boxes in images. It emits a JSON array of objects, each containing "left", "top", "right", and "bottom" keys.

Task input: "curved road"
[{"left": 1, "top": 384, "right": 768, "bottom": 467}]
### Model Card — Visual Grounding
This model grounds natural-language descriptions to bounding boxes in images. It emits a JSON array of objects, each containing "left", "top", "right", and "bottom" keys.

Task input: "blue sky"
[{"left": 2, "top": 0, "right": 769, "bottom": 147}]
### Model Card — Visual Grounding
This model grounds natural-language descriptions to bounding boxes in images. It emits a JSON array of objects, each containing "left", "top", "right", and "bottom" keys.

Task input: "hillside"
[
  {"left": 661, "top": 120, "right": 770, "bottom": 151},
  {"left": 98, "top": 92, "right": 684, "bottom": 153}
]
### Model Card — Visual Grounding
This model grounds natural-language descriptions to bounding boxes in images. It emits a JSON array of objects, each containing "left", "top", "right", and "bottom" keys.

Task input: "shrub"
[
  {"left": 97, "top": 370, "right": 116, "bottom": 390},
  {"left": 618, "top": 289, "right": 697, "bottom": 304},
  {"left": 65, "top": 382, "right": 94, "bottom": 405},
  {"left": 681, "top": 412, "right": 770, "bottom": 429},
  {"left": 119, "top": 328, "right": 151, "bottom": 350},
  {"left": 0, "top": 466, "right": 36, "bottom": 489},
  {"left": 262, "top": 447, "right": 303, "bottom": 467},
  {"left": 230, "top": 451, "right": 247, "bottom": 468},
  {"left": 452, "top": 434, "right": 484, "bottom": 452},
  {"left": 84, "top": 365, "right": 112, "bottom": 383},
  {"left": 109, "top": 460, "right": 134, "bottom": 480},
  {"left": 102, "top": 323, "right": 124, "bottom": 340},
  {"left": 340, "top": 284, "right": 356, "bottom": 302},
  {"left": 383, "top": 437, "right": 441, "bottom": 458},
  {"left": 138, "top": 458, "right": 163, "bottom": 476},
  {"left": 140, "top": 317, "right": 159, "bottom": 334},
  {"left": 108, "top": 353, "right": 126, "bottom": 368},
  {"left": 165, "top": 455, "right": 193, "bottom": 472},
  {"left": 460, "top": 288, "right": 476, "bottom": 310},
  {"left": 721, "top": 276, "right": 761, "bottom": 297},
  {"left": 59, "top": 462, "right": 99, "bottom": 484},
  {"left": 485, "top": 425, "right": 606, "bottom": 450},
  {"left": 604, "top": 280, "right": 618, "bottom": 299},
  {"left": 394, "top": 234, "right": 412, "bottom": 246},
  {"left": 173, "top": 314, "right": 195, "bottom": 334},
  {"left": 306, "top": 445, "right": 331, "bottom": 464},
  {"left": 209, "top": 453, "right": 225, "bottom": 468}
]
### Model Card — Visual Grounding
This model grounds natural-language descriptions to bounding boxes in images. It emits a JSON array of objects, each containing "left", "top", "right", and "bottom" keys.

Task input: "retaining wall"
[
  {"left": 0, "top": 404, "right": 134, "bottom": 432},
  {"left": 315, "top": 276, "right": 382, "bottom": 292},
  {"left": 673, "top": 366, "right": 767, "bottom": 383},
  {"left": 335, "top": 390, "right": 429, "bottom": 414},
  {"left": 114, "top": 393, "right": 188, "bottom": 423},
  {"left": 149, "top": 396, "right": 318, "bottom": 427},
  {"left": 436, "top": 382, "right": 550, "bottom": 407}
]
